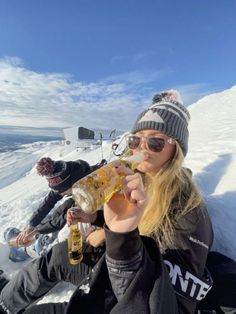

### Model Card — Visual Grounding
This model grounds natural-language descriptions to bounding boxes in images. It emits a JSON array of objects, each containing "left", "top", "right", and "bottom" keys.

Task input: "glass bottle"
[
  {"left": 8, "top": 238, "right": 24, "bottom": 247},
  {"left": 8, "top": 236, "right": 36, "bottom": 248},
  {"left": 68, "top": 223, "right": 83, "bottom": 265},
  {"left": 72, "top": 152, "right": 143, "bottom": 214}
]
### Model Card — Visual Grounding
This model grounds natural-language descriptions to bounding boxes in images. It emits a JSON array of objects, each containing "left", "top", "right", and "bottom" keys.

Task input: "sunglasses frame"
[{"left": 126, "top": 134, "right": 174, "bottom": 152}]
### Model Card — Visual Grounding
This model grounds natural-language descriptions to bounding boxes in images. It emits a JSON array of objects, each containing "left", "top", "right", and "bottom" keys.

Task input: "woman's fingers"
[
  {"left": 130, "top": 189, "right": 147, "bottom": 208},
  {"left": 122, "top": 172, "right": 145, "bottom": 204}
]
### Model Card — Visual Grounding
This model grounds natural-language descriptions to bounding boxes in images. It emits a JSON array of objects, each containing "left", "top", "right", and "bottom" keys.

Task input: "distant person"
[{"left": 0, "top": 91, "right": 213, "bottom": 314}]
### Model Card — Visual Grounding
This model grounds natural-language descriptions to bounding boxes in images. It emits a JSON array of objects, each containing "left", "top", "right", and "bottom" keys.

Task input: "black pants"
[{"left": 0, "top": 241, "right": 104, "bottom": 314}]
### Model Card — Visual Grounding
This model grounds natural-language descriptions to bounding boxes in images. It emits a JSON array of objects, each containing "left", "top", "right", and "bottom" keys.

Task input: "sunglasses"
[{"left": 127, "top": 135, "right": 174, "bottom": 152}]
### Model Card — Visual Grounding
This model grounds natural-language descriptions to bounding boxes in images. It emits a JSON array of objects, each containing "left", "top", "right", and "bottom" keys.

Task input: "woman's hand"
[
  {"left": 67, "top": 207, "right": 97, "bottom": 226},
  {"left": 15, "top": 227, "right": 39, "bottom": 247},
  {"left": 86, "top": 229, "right": 105, "bottom": 248},
  {"left": 104, "top": 166, "right": 147, "bottom": 233}
]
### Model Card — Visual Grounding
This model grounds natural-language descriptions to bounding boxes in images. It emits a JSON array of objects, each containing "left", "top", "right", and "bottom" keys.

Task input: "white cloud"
[
  {"left": 102, "top": 69, "right": 169, "bottom": 86},
  {"left": 0, "top": 58, "right": 149, "bottom": 131},
  {"left": 0, "top": 57, "right": 217, "bottom": 132}
]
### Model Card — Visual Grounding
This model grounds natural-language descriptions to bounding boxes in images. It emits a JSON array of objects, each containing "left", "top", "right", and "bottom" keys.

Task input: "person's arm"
[
  {"left": 15, "top": 190, "right": 62, "bottom": 246},
  {"left": 36, "top": 198, "right": 74, "bottom": 234},
  {"left": 28, "top": 190, "right": 62, "bottom": 227},
  {"left": 105, "top": 226, "right": 143, "bottom": 301},
  {"left": 103, "top": 167, "right": 178, "bottom": 312},
  {"left": 105, "top": 227, "right": 178, "bottom": 314},
  {"left": 101, "top": 167, "right": 146, "bottom": 302}
]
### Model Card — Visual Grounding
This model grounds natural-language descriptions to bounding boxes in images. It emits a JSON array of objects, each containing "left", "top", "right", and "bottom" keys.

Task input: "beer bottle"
[
  {"left": 8, "top": 238, "right": 25, "bottom": 247},
  {"left": 68, "top": 223, "right": 83, "bottom": 265},
  {"left": 72, "top": 152, "right": 143, "bottom": 214}
]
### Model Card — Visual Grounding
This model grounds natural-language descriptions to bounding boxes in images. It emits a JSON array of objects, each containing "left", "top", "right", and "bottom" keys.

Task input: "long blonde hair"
[{"left": 138, "top": 142, "right": 202, "bottom": 247}]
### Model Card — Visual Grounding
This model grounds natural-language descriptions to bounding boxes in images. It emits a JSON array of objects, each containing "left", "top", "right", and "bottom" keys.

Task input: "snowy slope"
[
  {"left": 185, "top": 85, "right": 236, "bottom": 259},
  {"left": 0, "top": 85, "right": 236, "bottom": 304}
]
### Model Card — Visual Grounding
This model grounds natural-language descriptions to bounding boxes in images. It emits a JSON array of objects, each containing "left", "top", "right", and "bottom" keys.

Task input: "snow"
[
  {"left": 0, "top": 85, "right": 236, "bottom": 304},
  {"left": 185, "top": 85, "right": 236, "bottom": 260}
]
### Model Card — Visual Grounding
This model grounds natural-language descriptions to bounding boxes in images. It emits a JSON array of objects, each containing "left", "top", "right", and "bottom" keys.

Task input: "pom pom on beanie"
[
  {"left": 152, "top": 90, "right": 183, "bottom": 106},
  {"left": 36, "top": 157, "right": 55, "bottom": 176}
]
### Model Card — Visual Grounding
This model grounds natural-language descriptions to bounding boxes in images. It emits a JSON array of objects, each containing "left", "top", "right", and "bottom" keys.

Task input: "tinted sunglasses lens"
[
  {"left": 127, "top": 136, "right": 141, "bottom": 149},
  {"left": 147, "top": 138, "right": 165, "bottom": 152}
]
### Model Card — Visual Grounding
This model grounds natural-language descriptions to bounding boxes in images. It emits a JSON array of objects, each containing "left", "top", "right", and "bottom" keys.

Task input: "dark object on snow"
[
  {"left": 78, "top": 127, "right": 94, "bottom": 140},
  {"left": 198, "top": 251, "right": 236, "bottom": 313}
]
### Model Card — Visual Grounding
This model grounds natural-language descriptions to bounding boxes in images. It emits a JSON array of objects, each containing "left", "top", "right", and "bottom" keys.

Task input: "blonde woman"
[
  {"left": 64, "top": 90, "right": 213, "bottom": 313},
  {"left": 100, "top": 91, "right": 213, "bottom": 313}
]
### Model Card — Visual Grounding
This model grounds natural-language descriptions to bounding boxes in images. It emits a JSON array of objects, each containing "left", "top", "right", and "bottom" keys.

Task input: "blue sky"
[{"left": 0, "top": 0, "right": 236, "bottom": 131}]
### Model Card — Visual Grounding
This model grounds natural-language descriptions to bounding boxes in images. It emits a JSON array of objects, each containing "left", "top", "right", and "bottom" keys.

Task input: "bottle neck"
[
  {"left": 119, "top": 152, "right": 144, "bottom": 171},
  {"left": 70, "top": 224, "right": 79, "bottom": 231}
]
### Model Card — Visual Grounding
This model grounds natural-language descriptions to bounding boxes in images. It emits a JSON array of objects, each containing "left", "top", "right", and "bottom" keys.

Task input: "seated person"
[
  {"left": 4, "top": 157, "right": 106, "bottom": 261},
  {"left": 14, "top": 157, "right": 105, "bottom": 246}
]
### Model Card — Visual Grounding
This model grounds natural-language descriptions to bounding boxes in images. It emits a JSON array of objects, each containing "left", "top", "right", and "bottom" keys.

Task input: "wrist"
[
  {"left": 104, "top": 225, "right": 142, "bottom": 260},
  {"left": 108, "top": 224, "right": 137, "bottom": 233}
]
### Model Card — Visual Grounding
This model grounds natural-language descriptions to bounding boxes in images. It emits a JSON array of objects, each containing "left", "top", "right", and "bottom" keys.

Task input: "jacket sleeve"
[
  {"left": 36, "top": 198, "right": 74, "bottom": 234},
  {"left": 28, "top": 190, "right": 62, "bottom": 227},
  {"left": 162, "top": 203, "right": 214, "bottom": 313},
  {"left": 91, "top": 209, "right": 105, "bottom": 227},
  {"left": 105, "top": 226, "right": 178, "bottom": 313}
]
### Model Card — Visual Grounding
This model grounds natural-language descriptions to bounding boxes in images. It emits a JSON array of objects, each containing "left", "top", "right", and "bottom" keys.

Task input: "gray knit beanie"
[{"left": 131, "top": 90, "right": 190, "bottom": 156}]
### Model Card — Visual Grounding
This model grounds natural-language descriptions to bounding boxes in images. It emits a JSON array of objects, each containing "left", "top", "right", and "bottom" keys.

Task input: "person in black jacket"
[
  {"left": 0, "top": 91, "right": 213, "bottom": 314},
  {"left": 14, "top": 157, "right": 104, "bottom": 247}
]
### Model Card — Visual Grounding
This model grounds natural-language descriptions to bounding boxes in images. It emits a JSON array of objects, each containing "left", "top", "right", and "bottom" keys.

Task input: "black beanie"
[{"left": 36, "top": 157, "right": 91, "bottom": 193}]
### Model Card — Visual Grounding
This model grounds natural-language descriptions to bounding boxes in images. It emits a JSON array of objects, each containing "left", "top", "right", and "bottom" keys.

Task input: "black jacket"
[
  {"left": 29, "top": 190, "right": 62, "bottom": 228},
  {"left": 65, "top": 236, "right": 178, "bottom": 314},
  {"left": 36, "top": 197, "right": 74, "bottom": 234},
  {"left": 65, "top": 202, "right": 213, "bottom": 314},
  {"left": 161, "top": 203, "right": 213, "bottom": 313}
]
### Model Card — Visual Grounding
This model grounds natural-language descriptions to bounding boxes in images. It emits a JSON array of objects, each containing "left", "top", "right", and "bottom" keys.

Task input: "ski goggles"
[{"left": 126, "top": 135, "right": 174, "bottom": 152}]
